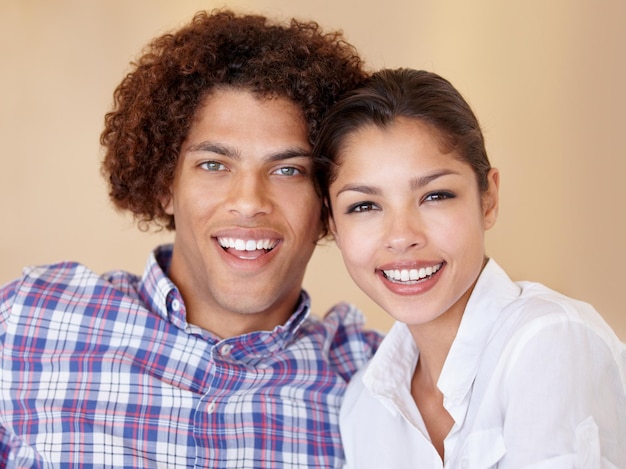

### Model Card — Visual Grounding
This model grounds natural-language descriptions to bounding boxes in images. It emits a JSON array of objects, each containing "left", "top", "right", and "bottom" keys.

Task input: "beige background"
[{"left": 1, "top": 0, "right": 624, "bottom": 340}]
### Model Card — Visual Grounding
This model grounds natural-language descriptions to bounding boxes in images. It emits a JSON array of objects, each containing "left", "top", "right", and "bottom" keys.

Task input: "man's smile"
[
  {"left": 217, "top": 237, "right": 279, "bottom": 252},
  {"left": 216, "top": 237, "right": 280, "bottom": 260}
]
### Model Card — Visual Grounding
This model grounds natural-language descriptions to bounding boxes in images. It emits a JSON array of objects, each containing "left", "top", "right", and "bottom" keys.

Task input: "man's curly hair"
[{"left": 100, "top": 9, "right": 366, "bottom": 231}]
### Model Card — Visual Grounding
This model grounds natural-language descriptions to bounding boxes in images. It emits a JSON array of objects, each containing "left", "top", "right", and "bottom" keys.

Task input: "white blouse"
[{"left": 340, "top": 260, "right": 626, "bottom": 468}]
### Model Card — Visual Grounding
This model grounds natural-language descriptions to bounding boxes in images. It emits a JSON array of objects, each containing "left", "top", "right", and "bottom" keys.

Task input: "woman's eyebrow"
[
  {"left": 335, "top": 184, "right": 380, "bottom": 197},
  {"left": 335, "top": 169, "right": 461, "bottom": 198},
  {"left": 409, "top": 169, "right": 460, "bottom": 190}
]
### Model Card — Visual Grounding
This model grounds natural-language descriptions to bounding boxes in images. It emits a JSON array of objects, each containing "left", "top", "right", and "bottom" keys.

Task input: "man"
[{"left": 0, "top": 10, "right": 380, "bottom": 468}]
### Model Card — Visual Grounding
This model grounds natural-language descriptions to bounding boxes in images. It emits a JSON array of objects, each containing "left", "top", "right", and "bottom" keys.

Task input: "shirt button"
[
  {"left": 220, "top": 344, "right": 233, "bottom": 356},
  {"left": 171, "top": 298, "right": 181, "bottom": 311},
  {"left": 207, "top": 400, "right": 217, "bottom": 413}
]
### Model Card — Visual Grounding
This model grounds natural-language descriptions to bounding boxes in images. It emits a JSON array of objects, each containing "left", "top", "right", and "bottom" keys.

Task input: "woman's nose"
[{"left": 384, "top": 211, "right": 425, "bottom": 253}]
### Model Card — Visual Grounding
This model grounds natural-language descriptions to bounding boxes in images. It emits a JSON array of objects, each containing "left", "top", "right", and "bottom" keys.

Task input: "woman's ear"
[
  {"left": 482, "top": 168, "right": 500, "bottom": 230},
  {"left": 327, "top": 203, "right": 342, "bottom": 249}
]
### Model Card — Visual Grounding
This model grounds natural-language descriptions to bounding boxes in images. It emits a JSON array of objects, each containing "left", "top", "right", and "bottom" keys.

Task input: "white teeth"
[
  {"left": 383, "top": 263, "right": 442, "bottom": 282},
  {"left": 218, "top": 238, "right": 277, "bottom": 252}
]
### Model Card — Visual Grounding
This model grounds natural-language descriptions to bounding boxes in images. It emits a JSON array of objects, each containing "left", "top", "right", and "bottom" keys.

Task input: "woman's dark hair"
[
  {"left": 100, "top": 9, "right": 366, "bottom": 230},
  {"left": 314, "top": 68, "right": 491, "bottom": 227}
]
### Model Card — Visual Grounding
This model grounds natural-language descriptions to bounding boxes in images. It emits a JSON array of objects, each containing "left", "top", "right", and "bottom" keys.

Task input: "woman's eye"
[
  {"left": 346, "top": 202, "right": 378, "bottom": 214},
  {"left": 273, "top": 166, "right": 302, "bottom": 176},
  {"left": 199, "top": 161, "right": 226, "bottom": 171},
  {"left": 424, "top": 191, "right": 455, "bottom": 202}
]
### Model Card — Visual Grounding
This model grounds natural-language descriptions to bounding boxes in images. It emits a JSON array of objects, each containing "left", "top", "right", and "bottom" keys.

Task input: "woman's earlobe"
[{"left": 328, "top": 215, "right": 341, "bottom": 249}]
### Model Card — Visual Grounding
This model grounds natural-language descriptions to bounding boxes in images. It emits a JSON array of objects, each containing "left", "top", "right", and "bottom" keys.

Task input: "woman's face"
[{"left": 328, "top": 117, "right": 499, "bottom": 328}]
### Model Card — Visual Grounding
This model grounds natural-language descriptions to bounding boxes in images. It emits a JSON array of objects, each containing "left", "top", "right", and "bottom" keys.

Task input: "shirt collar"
[
  {"left": 438, "top": 259, "right": 522, "bottom": 408},
  {"left": 220, "top": 293, "right": 311, "bottom": 364},
  {"left": 138, "top": 244, "right": 178, "bottom": 324},
  {"left": 362, "top": 321, "right": 417, "bottom": 414}
]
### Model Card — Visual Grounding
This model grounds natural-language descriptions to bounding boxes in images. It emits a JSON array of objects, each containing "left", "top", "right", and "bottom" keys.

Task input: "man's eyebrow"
[
  {"left": 186, "top": 141, "right": 238, "bottom": 158},
  {"left": 266, "top": 147, "right": 312, "bottom": 163},
  {"left": 185, "top": 141, "right": 311, "bottom": 162}
]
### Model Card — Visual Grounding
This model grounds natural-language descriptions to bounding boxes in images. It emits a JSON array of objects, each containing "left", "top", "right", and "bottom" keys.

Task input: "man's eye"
[
  {"left": 273, "top": 167, "right": 302, "bottom": 176},
  {"left": 199, "top": 161, "right": 226, "bottom": 171}
]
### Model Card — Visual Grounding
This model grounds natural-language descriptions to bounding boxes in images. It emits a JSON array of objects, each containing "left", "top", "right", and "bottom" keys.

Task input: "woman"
[{"left": 314, "top": 68, "right": 626, "bottom": 468}]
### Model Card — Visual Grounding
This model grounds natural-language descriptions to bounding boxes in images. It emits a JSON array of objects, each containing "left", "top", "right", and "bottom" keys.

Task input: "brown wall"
[{"left": 1, "top": 0, "right": 624, "bottom": 340}]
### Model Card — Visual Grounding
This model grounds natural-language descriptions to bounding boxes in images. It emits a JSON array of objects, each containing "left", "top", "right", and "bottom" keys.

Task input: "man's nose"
[{"left": 225, "top": 174, "right": 273, "bottom": 218}]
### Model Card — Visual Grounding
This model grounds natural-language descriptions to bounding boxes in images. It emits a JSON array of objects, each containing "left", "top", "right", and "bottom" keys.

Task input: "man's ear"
[
  {"left": 482, "top": 168, "right": 499, "bottom": 230},
  {"left": 162, "top": 191, "right": 174, "bottom": 216}
]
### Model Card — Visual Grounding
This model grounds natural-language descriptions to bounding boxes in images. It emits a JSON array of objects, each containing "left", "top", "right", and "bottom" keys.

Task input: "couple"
[{"left": 1, "top": 9, "right": 624, "bottom": 468}]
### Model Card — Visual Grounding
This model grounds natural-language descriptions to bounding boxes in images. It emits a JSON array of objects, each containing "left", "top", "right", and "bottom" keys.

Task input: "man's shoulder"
[
  {"left": 21, "top": 260, "right": 98, "bottom": 282},
  {"left": 0, "top": 260, "right": 161, "bottom": 353},
  {"left": 2, "top": 261, "right": 142, "bottom": 312},
  {"left": 304, "top": 302, "right": 374, "bottom": 339},
  {"left": 18, "top": 261, "right": 137, "bottom": 291},
  {"left": 321, "top": 301, "right": 367, "bottom": 327},
  {"left": 302, "top": 302, "right": 383, "bottom": 381}
]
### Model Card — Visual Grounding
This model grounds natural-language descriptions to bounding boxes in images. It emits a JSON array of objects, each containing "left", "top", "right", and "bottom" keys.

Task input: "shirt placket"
[{"left": 192, "top": 340, "right": 250, "bottom": 467}]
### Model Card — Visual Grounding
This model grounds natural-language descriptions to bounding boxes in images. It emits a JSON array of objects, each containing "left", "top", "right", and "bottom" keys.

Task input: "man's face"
[{"left": 164, "top": 88, "right": 322, "bottom": 337}]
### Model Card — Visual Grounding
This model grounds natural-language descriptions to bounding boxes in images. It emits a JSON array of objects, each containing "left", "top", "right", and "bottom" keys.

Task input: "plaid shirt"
[{"left": 0, "top": 245, "right": 380, "bottom": 468}]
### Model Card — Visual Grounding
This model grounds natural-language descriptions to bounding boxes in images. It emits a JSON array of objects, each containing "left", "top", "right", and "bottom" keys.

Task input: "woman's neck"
[{"left": 407, "top": 291, "right": 468, "bottom": 461}]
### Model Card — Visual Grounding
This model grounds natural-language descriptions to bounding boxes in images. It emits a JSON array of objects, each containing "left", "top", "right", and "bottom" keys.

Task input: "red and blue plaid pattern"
[{"left": 0, "top": 245, "right": 380, "bottom": 468}]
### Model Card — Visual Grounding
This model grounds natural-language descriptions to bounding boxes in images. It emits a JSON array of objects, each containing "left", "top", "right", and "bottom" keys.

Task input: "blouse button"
[
  {"left": 171, "top": 298, "right": 181, "bottom": 312},
  {"left": 220, "top": 344, "right": 233, "bottom": 356}
]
